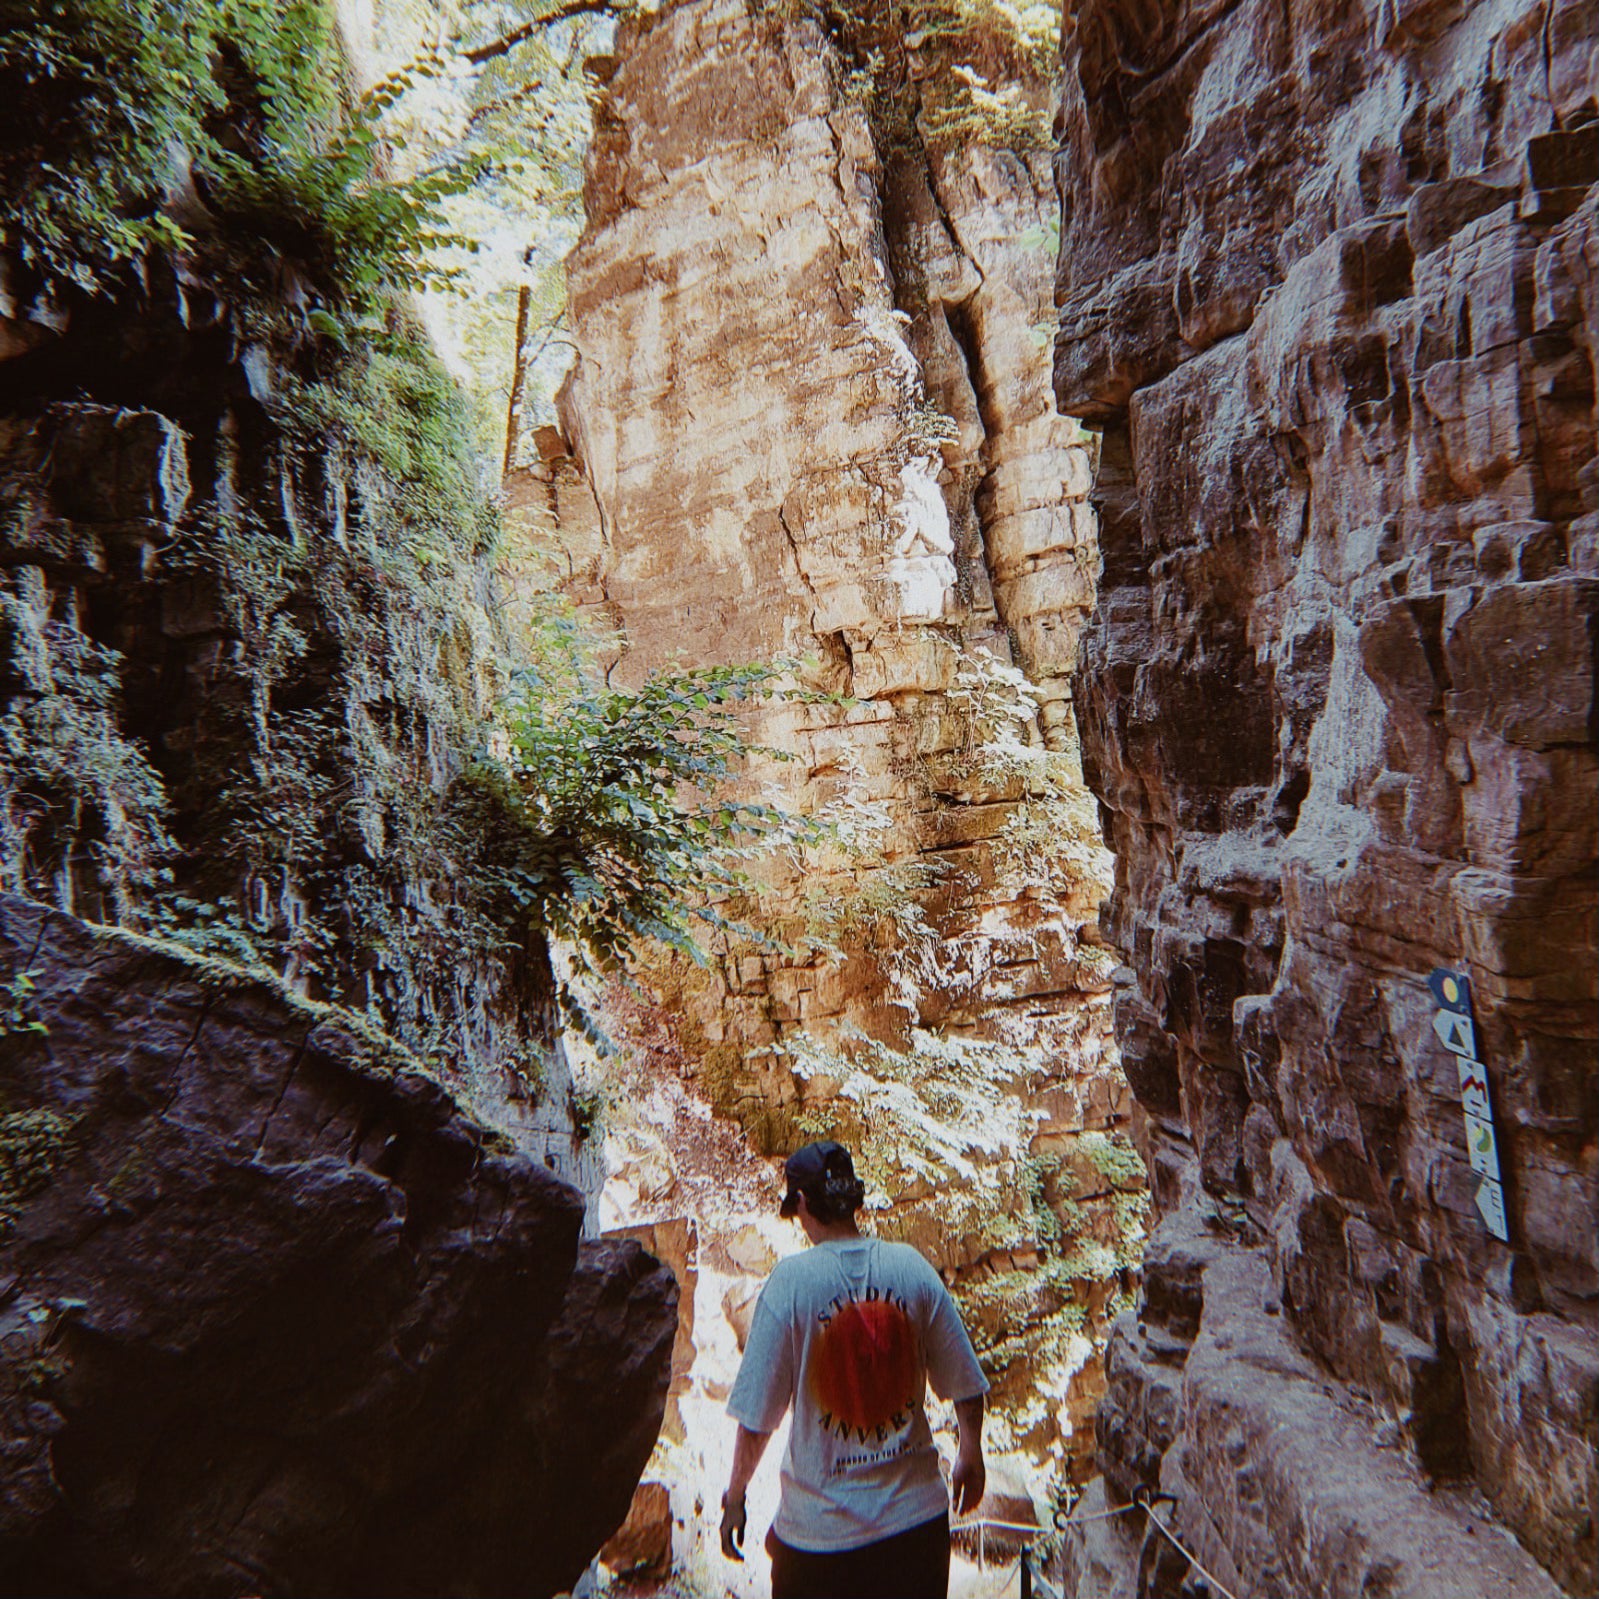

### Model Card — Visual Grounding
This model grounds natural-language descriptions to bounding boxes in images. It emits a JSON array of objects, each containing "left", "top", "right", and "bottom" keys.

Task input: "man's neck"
[{"left": 807, "top": 1217, "right": 862, "bottom": 1244}]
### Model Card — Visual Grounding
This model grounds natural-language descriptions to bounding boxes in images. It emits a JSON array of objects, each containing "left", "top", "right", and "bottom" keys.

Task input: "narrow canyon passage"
[
  {"left": 0, "top": 1, "right": 1592, "bottom": 1597},
  {"left": 518, "top": 1, "right": 1149, "bottom": 1584}
]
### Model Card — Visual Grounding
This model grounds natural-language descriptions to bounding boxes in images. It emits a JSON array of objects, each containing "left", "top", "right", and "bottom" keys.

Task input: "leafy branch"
[
  {"left": 462, "top": 0, "right": 625, "bottom": 65},
  {"left": 457, "top": 659, "right": 803, "bottom": 977}
]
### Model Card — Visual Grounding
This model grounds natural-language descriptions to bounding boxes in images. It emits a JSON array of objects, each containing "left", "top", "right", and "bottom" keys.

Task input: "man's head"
[{"left": 780, "top": 1141, "right": 866, "bottom": 1224}]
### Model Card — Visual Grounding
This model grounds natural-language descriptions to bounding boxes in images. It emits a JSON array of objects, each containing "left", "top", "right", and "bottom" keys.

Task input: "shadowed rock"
[
  {"left": 1054, "top": 0, "right": 1597, "bottom": 1594},
  {"left": 0, "top": 894, "right": 676, "bottom": 1598}
]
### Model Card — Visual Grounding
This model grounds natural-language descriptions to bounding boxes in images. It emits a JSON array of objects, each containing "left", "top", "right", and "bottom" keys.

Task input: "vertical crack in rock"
[{"left": 777, "top": 500, "right": 822, "bottom": 627}]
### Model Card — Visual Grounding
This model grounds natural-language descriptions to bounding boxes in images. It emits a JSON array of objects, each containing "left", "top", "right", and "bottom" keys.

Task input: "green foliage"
[
  {"left": 1079, "top": 1128, "right": 1146, "bottom": 1189},
  {"left": 0, "top": 969, "right": 48, "bottom": 1039},
  {"left": 0, "top": 580, "right": 174, "bottom": 919},
  {"left": 907, "top": 0, "right": 1057, "bottom": 150},
  {"left": 818, "top": 0, "right": 1058, "bottom": 155},
  {"left": 788, "top": 753, "right": 951, "bottom": 954},
  {"left": 115, "top": 325, "right": 514, "bottom": 1048},
  {"left": 1058, "top": 1238, "right": 1116, "bottom": 1281},
  {"left": 1112, "top": 1188, "right": 1151, "bottom": 1269},
  {"left": 905, "top": 396, "right": 960, "bottom": 450},
  {"left": 569, "top": 1082, "right": 607, "bottom": 1141},
  {"left": 502, "top": 1042, "right": 550, "bottom": 1103},
  {"left": 0, "top": 282, "right": 786, "bottom": 1083},
  {"left": 1021, "top": 1150, "right": 1064, "bottom": 1246},
  {"left": 0, "top": 1107, "right": 71, "bottom": 1234},
  {"left": 2, "top": 0, "right": 479, "bottom": 307},
  {"left": 279, "top": 329, "right": 498, "bottom": 552},
  {"left": 916, "top": 60, "right": 1051, "bottom": 151},
  {"left": 800, "top": 855, "right": 947, "bottom": 951},
  {"left": 0, "top": 0, "right": 211, "bottom": 290},
  {"left": 906, "top": 0, "right": 1057, "bottom": 69},
  {"left": 357, "top": 0, "right": 627, "bottom": 456},
  {"left": 1018, "top": 215, "right": 1060, "bottom": 257},
  {"left": 0, "top": 0, "right": 816, "bottom": 1128},
  {"left": 458, "top": 660, "right": 790, "bottom": 974}
]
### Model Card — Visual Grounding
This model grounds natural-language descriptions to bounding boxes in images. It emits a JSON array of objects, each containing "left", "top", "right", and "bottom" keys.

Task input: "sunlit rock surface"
[
  {"left": 1055, "top": 1, "right": 1597, "bottom": 1594},
  {"left": 0, "top": 895, "right": 675, "bottom": 1598},
  {"left": 525, "top": 0, "right": 1145, "bottom": 1581}
]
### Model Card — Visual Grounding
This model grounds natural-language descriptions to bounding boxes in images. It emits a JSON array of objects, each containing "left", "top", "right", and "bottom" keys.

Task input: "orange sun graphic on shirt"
[{"left": 808, "top": 1299, "right": 920, "bottom": 1435}]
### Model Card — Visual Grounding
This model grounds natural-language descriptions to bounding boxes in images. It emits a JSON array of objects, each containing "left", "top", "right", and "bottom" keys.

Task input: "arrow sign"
[
  {"left": 1475, "top": 1177, "right": 1509, "bottom": 1242},
  {"left": 1457, "top": 1057, "right": 1492, "bottom": 1118},
  {"left": 1428, "top": 968, "right": 1472, "bottom": 1014},
  {"left": 1463, "top": 1113, "right": 1501, "bottom": 1181},
  {"left": 1432, "top": 1009, "right": 1479, "bottom": 1059}
]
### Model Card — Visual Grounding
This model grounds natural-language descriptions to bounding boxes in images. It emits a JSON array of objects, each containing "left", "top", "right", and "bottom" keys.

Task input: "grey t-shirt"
[{"left": 726, "top": 1236, "right": 989, "bottom": 1552}]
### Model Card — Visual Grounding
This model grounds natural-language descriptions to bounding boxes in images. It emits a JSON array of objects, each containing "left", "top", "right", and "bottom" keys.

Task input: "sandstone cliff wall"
[
  {"left": 1054, "top": 1, "right": 1597, "bottom": 1594},
  {"left": 532, "top": 0, "right": 1145, "bottom": 1564}
]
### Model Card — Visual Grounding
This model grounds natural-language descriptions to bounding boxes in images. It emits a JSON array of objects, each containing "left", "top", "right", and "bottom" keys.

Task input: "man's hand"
[
  {"left": 952, "top": 1393, "right": 986, "bottom": 1517},
  {"left": 722, "top": 1424, "right": 770, "bottom": 1560},
  {"left": 719, "top": 1490, "right": 747, "bottom": 1561},
  {"left": 952, "top": 1447, "right": 986, "bottom": 1516}
]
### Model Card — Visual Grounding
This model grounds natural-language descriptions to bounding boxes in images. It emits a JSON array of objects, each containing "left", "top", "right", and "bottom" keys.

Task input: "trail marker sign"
[
  {"left": 1457, "top": 1057, "right": 1492, "bottom": 1120},
  {"left": 1428, "top": 969, "right": 1471, "bottom": 1013},
  {"left": 1429, "top": 967, "right": 1510, "bottom": 1243},
  {"left": 1475, "top": 1178, "right": 1509, "bottom": 1241},
  {"left": 1462, "top": 1113, "right": 1501, "bottom": 1181},
  {"left": 1431, "top": 1009, "right": 1478, "bottom": 1059}
]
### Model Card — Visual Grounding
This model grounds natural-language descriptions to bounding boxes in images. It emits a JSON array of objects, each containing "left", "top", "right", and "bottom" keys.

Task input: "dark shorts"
[{"left": 766, "top": 1512, "right": 950, "bottom": 1599}]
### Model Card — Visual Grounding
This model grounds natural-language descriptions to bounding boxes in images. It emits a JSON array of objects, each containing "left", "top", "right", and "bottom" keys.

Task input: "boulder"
[{"left": 0, "top": 895, "right": 676, "bottom": 1597}]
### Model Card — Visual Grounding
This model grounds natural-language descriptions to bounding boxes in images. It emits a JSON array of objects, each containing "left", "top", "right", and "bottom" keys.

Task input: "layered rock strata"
[
  {"left": 1054, "top": 1, "right": 1598, "bottom": 1594},
  {"left": 556, "top": 0, "right": 1128, "bottom": 1253},
  {"left": 0, "top": 262, "right": 601, "bottom": 1203},
  {"left": 0, "top": 894, "right": 675, "bottom": 1597},
  {"left": 528, "top": 0, "right": 1146, "bottom": 1572}
]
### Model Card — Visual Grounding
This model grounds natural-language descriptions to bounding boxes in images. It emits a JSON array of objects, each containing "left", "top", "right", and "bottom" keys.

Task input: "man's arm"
[
  {"left": 952, "top": 1394, "right": 986, "bottom": 1516},
  {"left": 720, "top": 1424, "right": 772, "bottom": 1560}
]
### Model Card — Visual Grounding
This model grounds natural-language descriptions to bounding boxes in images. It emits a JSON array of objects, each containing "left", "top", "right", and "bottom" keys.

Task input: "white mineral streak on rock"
[{"left": 887, "top": 454, "right": 957, "bottom": 619}]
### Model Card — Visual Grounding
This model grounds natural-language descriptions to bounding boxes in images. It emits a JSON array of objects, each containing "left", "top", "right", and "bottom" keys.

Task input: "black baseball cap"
[{"left": 780, "top": 1140, "right": 856, "bottom": 1217}]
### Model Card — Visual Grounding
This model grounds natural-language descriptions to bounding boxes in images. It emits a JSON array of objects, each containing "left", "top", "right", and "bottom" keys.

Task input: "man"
[{"left": 720, "top": 1140, "right": 988, "bottom": 1599}]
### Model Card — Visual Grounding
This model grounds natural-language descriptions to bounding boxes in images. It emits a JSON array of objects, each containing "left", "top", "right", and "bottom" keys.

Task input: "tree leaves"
[{"left": 455, "top": 658, "right": 801, "bottom": 980}]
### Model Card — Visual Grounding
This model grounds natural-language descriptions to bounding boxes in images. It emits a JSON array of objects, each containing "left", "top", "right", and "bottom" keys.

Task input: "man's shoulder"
[
  {"left": 873, "top": 1238, "right": 945, "bottom": 1289},
  {"left": 763, "top": 1247, "right": 831, "bottom": 1296},
  {"left": 872, "top": 1237, "right": 928, "bottom": 1267},
  {"left": 765, "top": 1250, "right": 810, "bottom": 1286}
]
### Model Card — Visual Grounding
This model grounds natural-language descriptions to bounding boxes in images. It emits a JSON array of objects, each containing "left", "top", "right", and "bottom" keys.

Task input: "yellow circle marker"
[{"left": 1442, "top": 976, "right": 1459, "bottom": 1004}]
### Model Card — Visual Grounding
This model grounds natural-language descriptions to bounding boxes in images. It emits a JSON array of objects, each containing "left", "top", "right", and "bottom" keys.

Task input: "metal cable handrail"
[
  {"left": 950, "top": 1515, "right": 1053, "bottom": 1598},
  {"left": 952, "top": 1517, "right": 1048, "bottom": 1535},
  {"left": 1051, "top": 1488, "right": 1245, "bottom": 1599},
  {"left": 950, "top": 1489, "right": 1247, "bottom": 1599}
]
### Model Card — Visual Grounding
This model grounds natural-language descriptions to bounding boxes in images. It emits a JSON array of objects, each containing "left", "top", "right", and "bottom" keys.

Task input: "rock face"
[
  {"left": 1054, "top": 1, "right": 1598, "bottom": 1594},
  {"left": 0, "top": 259, "right": 604, "bottom": 1204},
  {"left": 527, "top": 0, "right": 1145, "bottom": 1574},
  {"left": 0, "top": 893, "right": 675, "bottom": 1598},
  {"left": 549, "top": 0, "right": 1139, "bottom": 1490},
  {"left": 0, "top": 126, "right": 674, "bottom": 1590}
]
